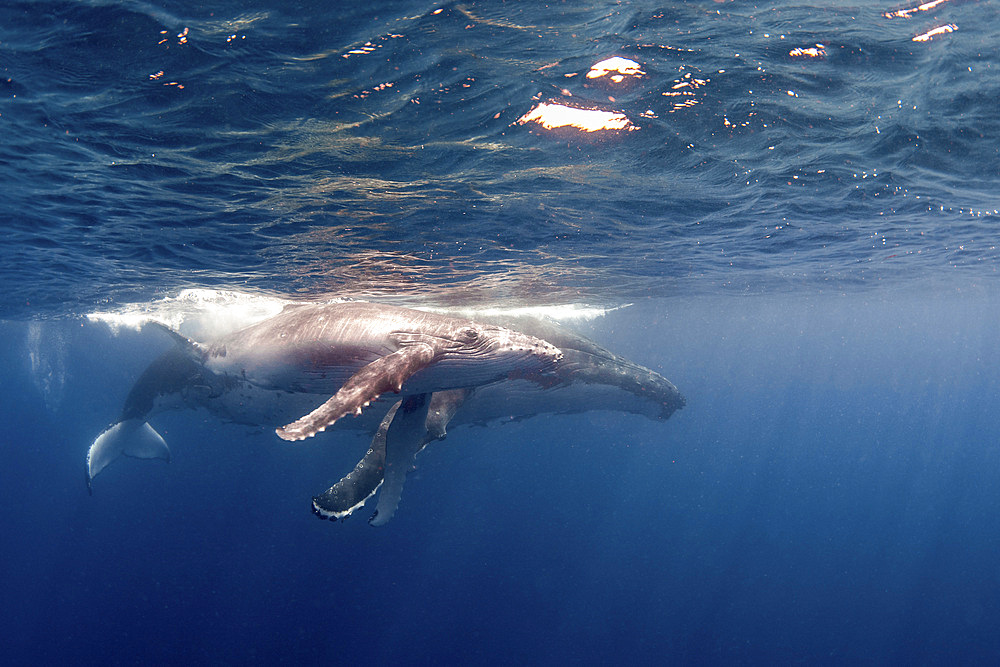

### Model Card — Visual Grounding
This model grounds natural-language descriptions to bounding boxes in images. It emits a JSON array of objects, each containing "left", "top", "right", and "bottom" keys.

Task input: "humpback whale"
[
  {"left": 312, "top": 315, "right": 686, "bottom": 525},
  {"left": 86, "top": 302, "right": 562, "bottom": 489}
]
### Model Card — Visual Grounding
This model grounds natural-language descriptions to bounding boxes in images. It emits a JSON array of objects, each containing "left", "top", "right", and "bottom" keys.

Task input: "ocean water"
[{"left": 2, "top": 0, "right": 999, "bottom": 664}]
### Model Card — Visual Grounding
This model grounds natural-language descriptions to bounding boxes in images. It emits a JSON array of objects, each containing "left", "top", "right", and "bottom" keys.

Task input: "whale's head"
[
  {"left": 453, "top": 321, "right": 561, "bottom": 367},
  {"left": 397, "top": 320, "right": 563, "bottom": 389}
]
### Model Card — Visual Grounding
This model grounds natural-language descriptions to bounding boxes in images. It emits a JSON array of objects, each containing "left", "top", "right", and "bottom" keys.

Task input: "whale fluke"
[{"left": 86, "top": 420, "right": 170, "bottom": 492}]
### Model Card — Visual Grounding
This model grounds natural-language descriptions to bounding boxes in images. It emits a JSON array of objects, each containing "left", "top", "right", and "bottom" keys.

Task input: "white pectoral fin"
[
  {"left": 86, "top": 420, "right": 170, "bottom": 492},
  {"left": 276, "top": 343, "right": 436, "bottom": 442}
]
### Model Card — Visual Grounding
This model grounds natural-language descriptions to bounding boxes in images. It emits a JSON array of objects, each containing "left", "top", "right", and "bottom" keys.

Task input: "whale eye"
[{"left": 459, "top": 327, "right": 480, "bottom": 343}]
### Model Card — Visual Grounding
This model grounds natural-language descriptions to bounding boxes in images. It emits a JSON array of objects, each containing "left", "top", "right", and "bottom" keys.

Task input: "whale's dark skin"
[
  {"left": 86, "top": 302, "right": 562, "bottom": 487},
  {"left": 311, "top": 314, "right": 685, "bottom": 524}
]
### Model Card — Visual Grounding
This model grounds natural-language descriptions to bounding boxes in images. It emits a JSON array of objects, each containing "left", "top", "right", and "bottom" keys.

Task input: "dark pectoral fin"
[
  {"left": 276, "top": 343, "right": 436, "bottom": 441},
  {"left": 369, "top": 393, "right": 434, "bottom": 527},
  {"left": 425, "top": 387, "right": 472, "bottom": 440},
  {"left": 312, "top": 402, "right": 397, "bottom": 521}
]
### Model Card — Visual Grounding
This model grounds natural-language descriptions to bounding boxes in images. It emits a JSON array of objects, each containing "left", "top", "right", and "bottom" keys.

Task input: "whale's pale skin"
[{"left": 86, "top": 302, "right": 562, "bottom": 488}]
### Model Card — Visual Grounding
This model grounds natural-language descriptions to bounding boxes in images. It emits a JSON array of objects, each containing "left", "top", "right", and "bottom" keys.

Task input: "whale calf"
[{"left": 86, "top": 301, "right": 562, "bottom": 489}]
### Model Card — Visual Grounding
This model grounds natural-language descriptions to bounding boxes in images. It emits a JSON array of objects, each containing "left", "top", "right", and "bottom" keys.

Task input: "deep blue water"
[{"left": 3, "top": 0, "right": 1000, "bottom": 664}]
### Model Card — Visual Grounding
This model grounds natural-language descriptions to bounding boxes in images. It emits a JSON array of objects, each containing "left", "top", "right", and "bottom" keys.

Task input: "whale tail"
[{"left": 86, "top": 420, "right": 171, "bottom": 493}]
